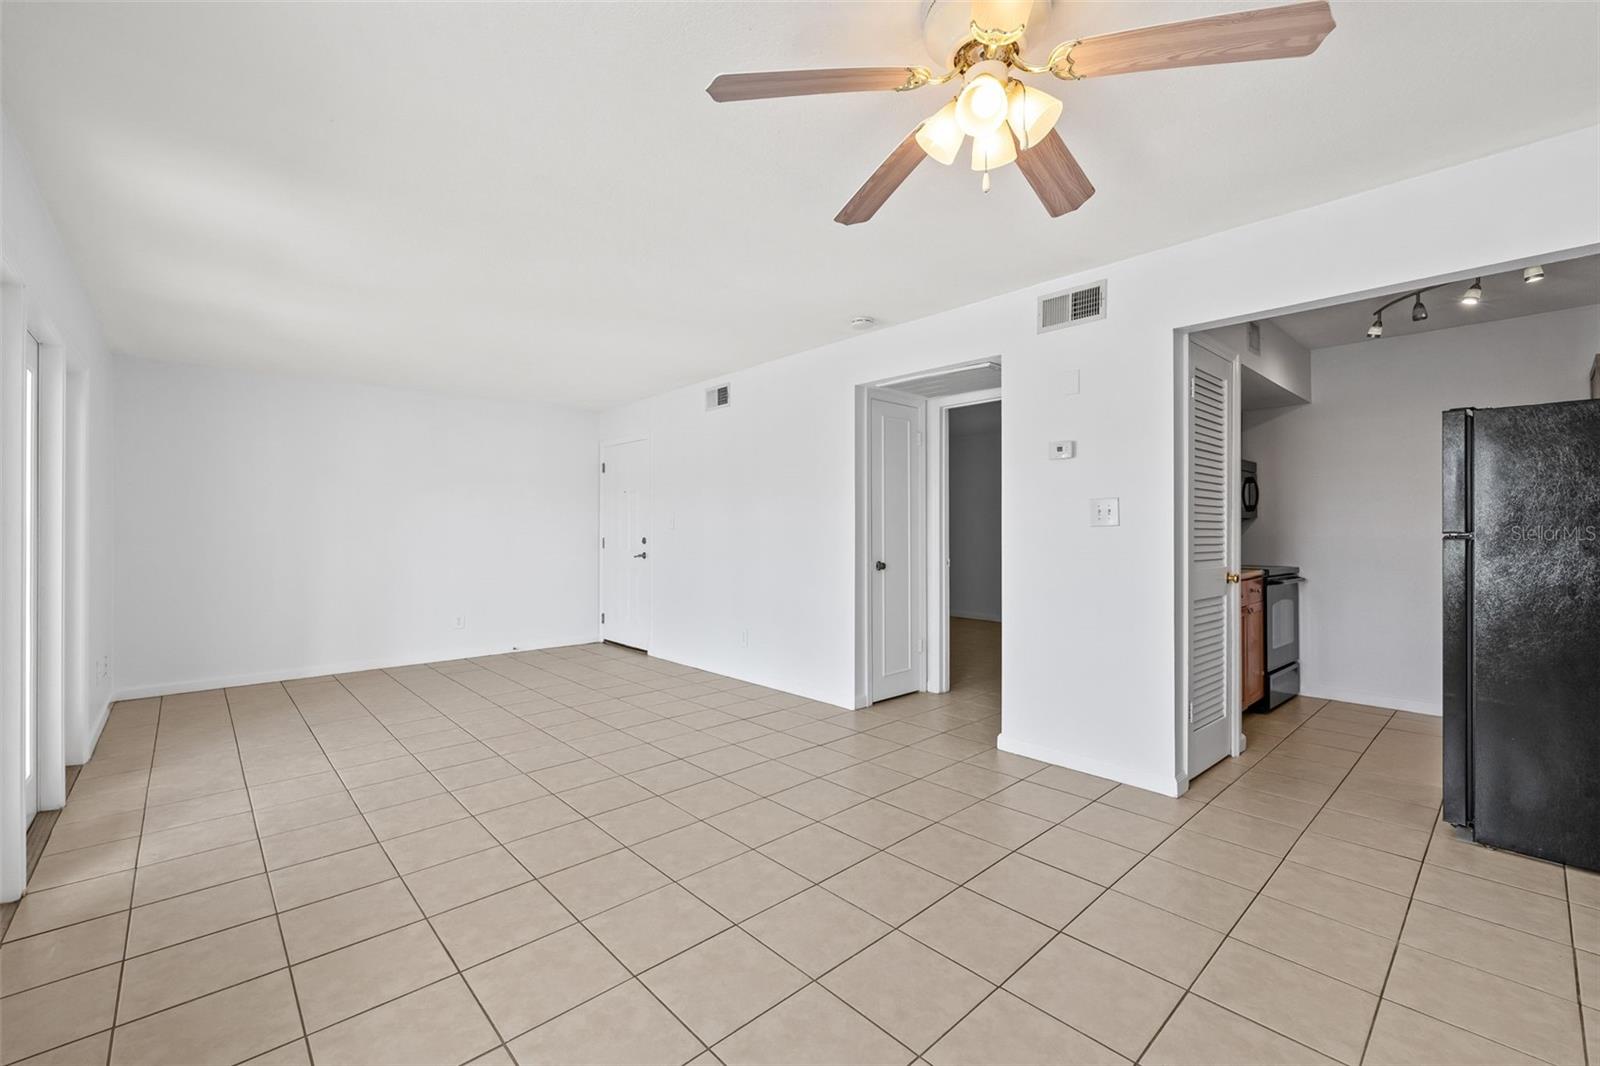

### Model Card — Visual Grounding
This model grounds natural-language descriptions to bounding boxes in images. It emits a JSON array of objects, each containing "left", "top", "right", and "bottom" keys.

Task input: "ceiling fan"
[{"left": 706, "top": 0, "right": 1336, "bottom": 225}]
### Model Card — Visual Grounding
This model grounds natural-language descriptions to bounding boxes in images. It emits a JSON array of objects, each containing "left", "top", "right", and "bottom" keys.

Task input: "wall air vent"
[
  {"left": 705, "top": 384, "right": 731, "bottom": 410},
  {"left": 1038, "top": 280, "right": 1108, "bottom": 333}
]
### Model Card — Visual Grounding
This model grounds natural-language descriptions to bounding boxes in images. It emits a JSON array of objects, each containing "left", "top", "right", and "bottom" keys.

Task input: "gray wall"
[{"left": 948, "top": 402, "right": 1001, "bottom": 622}]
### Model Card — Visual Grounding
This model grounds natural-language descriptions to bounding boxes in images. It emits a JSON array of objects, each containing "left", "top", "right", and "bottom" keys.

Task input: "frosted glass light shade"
[
  {"left": 1005, "top": 81, "right": 1063, "bottom": 150},
  {"left": 970, "top": 124, "right": 1017, "bottom": 171},
  {"left": 956, "top": 73, "right": 1009, "bottom": 136},
  {"left": 972, "top": 0, "right": 1034, "bottom": 35},
  {"left": 915, "top": 99, "right": 964, "bottom": 165}
]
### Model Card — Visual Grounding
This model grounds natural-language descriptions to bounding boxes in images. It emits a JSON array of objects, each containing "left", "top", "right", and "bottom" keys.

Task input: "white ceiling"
[
  {"left": 4, "top": 2, "right": 1597, "bottom": 409},
  {"left": 1271, "top": 253, "right": 1600, "bottom": 350}
]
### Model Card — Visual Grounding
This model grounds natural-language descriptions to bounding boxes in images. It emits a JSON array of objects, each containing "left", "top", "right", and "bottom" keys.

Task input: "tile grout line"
[
  {"left": 222, "top": 683, "right": 317, "bottom": 1065},
  {"left": 28, "top": 641, "right": 1523, "bottom": 1066},
  {"left": 102, "top": 688, "right": 161, "bottom": 1066},
  {"left": 1125, "top": 698, "right": 1391, "bottom": 1065},
  {"left": 326, "top": 666, "right": 720, "bottom": 1063}
]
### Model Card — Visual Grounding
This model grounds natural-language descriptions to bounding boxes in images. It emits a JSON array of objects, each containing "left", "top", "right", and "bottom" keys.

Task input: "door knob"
[
  {"left": 633, "top": 552, "right": 648, "bottom": 559},
  {"left": 875, "top": 561, "right": 887, "bottom": 571},
  {"left": 1226, "top": 572, "right": 1241, "bottom": 584}
]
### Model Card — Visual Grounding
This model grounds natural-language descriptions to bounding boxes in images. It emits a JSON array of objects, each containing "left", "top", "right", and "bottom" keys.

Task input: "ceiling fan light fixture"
[
  {"left": 916, "top": 99, "right": 965, "bottom": 165},
  {"left": 970, "top": 0, "right": 1034, "bottom": 36},
  {"left": 955, "top": 63, "right": 1010, "bottom": 137},
  {"left": 1461, "top": 278, "right": 1482, "bottom": 306},
  {"left": 971, "top": 124, "right": 1017, "bottom": 173},
  {"left": 1004, "top": 80, "right": 1063, "bottom": 151}
]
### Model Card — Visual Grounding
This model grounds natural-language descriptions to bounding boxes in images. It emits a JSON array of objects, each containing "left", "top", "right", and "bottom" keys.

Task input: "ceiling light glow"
[
  {"left": 1460, "top": 278, "right": 1482, "bottom": 306},
  {"left": 1524, "top": 265, "right": 1545, "bottom": 284},
  {"left": 956, "top": 68, "right": 1010, "bottom": 137},
  {"left": 915, "top": 99, "right": 964, "bottom": 165}
]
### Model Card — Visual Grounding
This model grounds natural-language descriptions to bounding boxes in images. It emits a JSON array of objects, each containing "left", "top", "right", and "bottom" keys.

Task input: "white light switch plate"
[
  {"left": 1090, "top": 497, "right": 1120, "bottom": 527},
  {"left": 1048, "top": 440, "right": 1076, "bottom": 460}
]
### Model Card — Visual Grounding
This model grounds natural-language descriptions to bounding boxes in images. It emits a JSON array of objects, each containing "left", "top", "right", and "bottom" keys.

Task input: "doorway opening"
[
  {"left": 946, "top": 401, "right": 1001, "bottom": 701},
  {"left": 1173, "top": 247, "right": 1599, "bottom": 792},
  {"left": 22, "top": 333, "right": 40, "bottom": 829},
  {"left": 855, "top": 360, "right": 1000, "bottom": 708}
]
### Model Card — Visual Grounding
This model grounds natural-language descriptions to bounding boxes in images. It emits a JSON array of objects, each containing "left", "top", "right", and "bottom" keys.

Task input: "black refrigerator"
[{"left": 1442, "top": 399, "right": 1600, "bottom": 871}]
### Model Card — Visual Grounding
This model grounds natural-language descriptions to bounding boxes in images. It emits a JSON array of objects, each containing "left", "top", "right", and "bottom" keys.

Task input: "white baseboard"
[
  {"left": 110, "top": 633, "right": 602, "bottom": 702},
  {"left": 1303, "top": 686, "right": 1441, "bottom": 716},
  {"left": 70, "top": 699, "right": 113, "bottom": 765},
  {"left": 997, "top": 731, "right": 1185, "bottom": 797}
]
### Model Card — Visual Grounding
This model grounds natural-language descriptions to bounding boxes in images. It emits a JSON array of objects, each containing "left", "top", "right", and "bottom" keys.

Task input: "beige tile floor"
[{"left": 2, "top": 619, "right": 1595, "bottom": 1065}]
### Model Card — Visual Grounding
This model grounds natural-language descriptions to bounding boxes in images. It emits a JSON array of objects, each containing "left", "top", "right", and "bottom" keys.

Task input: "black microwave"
[{"left": 1241, "top": 460, "right": 1259, "bottom": 520}]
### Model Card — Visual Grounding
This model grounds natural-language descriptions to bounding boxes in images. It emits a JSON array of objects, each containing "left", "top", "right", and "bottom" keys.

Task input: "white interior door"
[
  {"left": 601, "top": 439, "right": 650, "bottom": 651},
  {"left": 1186, "top": 341, "right": 1236, "bottom": 777},
  {"left": 22, "top": 335, "right": 39, "bottom": 826},
  {"left": 869, "top": 392, "right": 924, "bottom": 702}
]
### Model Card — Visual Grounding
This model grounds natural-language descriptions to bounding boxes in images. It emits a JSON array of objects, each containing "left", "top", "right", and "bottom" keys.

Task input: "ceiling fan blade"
[
  {"left": 1014, "top": 129, "right": 1095, "bottom": 218},
  {"left": 835, "top": 132, "right": 926, "bottom": 226},
  {"left": 1067, "top": 1, "right": 1335, "bottom": 79},
  {"left": 707, "top": 67, "right": 922, "bottom": 102}
]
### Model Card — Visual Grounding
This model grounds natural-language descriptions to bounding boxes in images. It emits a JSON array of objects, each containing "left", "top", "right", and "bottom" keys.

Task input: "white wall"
[
  {"left": 114, "top": 357, "right": 600, "bottom": 695},
  {"left": 1197, "top": 318, "right": 1313, "bottom": 403},
  {"left": 1243, "top": 304, "right": 1599, "bottom": 715},
  {"left": 2, "top": 121, "right": 117, "bottom": 764},
  {"left": 948, "top": 404, "right": 1001, "bottom": 622},
  {"left": 601, "top": 127, "right": 1600, "bottom": 795}
]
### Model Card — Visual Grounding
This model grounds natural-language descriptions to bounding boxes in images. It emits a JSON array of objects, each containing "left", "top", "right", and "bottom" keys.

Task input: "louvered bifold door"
[{"left": 1187, "top": 344, "right": 1234, "bottom": 776}]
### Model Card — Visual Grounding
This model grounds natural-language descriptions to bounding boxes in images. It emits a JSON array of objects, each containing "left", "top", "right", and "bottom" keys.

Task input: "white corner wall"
[
  {"left": 113, "top": 357, "right": 601, "bottom": 695},
  {"left": 602, "top": 126, "right": 1600, "bottom": 796},
  {"left": 2, "top": 120, "right": 117, "bottom": 765},
  {"left": 1243, "top": 303, "right": 1600, "bottom": 715},
  {"left": 948, "top": 407, "right": 1001, "bottom": 622}
]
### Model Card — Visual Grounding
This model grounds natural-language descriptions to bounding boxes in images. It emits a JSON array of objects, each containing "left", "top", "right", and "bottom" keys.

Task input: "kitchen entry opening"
[{"left": 854, "top": 360, "right": 1000, "bottom": 708}]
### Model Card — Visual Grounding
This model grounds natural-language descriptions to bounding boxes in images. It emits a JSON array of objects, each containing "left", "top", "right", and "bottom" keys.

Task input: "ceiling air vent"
[
  {"left": 1038, "top": 280, "right": 1108, "bottom": 333},
  {"left": 705, "top": 384, "right": 731, "bottom": 410}
]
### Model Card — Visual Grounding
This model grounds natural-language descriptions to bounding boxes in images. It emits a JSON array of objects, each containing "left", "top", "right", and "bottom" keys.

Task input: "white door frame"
[
  {"left": 1174, "top": 333, "right": 1244, "bottom": 787},
  {"left": 925, "top": 389, "right": 1000, "bottom": 695},
  {"left": 598, "top": 436, "right": 651, "bottom": 651}
]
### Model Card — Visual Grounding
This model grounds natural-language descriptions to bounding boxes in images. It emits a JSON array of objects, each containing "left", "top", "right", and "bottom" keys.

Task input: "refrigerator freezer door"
[
  {"left": 1469, "top": 399, "right": 1600, "bottom": 870},
  {"left": 1442, "top": 408, "right": 1472, "bottom": 535}
]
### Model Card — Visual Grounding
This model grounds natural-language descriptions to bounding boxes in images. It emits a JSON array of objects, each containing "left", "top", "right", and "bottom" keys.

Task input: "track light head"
[
  {"left": 1366, "top": 314, "right": 1384, "bottom": 339},
  {"left": 1461, "top": 278, "right": 1482, "bottom": 306},
  {"left": 1411, "top": 295, "right": 1428, "bottom": 322},
  {"left": 1524, "top": 265, "right": 1545, "bottom": 284}
]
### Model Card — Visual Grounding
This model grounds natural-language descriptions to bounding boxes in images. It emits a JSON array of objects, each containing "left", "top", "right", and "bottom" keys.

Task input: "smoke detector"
[{"left": 850, "top": 316, "right": 878, "bottom": 330}]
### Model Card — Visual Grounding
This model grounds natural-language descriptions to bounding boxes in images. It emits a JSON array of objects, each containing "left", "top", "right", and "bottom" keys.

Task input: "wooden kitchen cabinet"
[{"left": 1241, "top": 571, "right": 1266, "bottom": 709}]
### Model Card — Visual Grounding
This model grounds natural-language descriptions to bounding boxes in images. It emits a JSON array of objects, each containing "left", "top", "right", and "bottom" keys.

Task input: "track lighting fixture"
[
  {"left": 1411, "top": 295, "right": 1428, "bottom": 322},
  {"left": 1366, "top": 315, "right": 1384, "bottom": 339},
  {"left": 1461, "top": 278, "right": 1482, "bottom": 306},
  {"left": 1524, "top": 265, "right": 1545, "bottom": 284}
]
